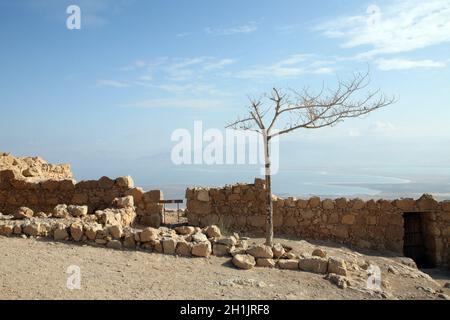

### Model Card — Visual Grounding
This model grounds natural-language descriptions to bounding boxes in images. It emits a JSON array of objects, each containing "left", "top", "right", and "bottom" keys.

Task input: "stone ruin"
[
  {"left": 0, "top": 152, "right": 73, "bottom": 181},
  {"left": 0, "top": 152, "right": 449, "bottom": 274},
  {"left": 0, "top": 152, "right": 163, "bottom": 227},
  {"left": 0, "top": 153, "right": 249, "bottom": 267},
  {"left": 186, "top": 179, "right": 450, "bottom": 268}
]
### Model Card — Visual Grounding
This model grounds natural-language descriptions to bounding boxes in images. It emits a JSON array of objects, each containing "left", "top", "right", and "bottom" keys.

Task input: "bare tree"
[{"left": 226, "top": 70, "right": 396, "bottom": 246}]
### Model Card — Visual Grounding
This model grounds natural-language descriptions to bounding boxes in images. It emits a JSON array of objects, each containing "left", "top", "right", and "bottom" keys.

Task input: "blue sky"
[{"left": 1, "top": 0, "right": 449, "bottom": 198}]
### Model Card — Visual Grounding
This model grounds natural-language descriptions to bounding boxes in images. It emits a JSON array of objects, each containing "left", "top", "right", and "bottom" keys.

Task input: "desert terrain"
[{"left": 1, "top": 234, "right": 448, "bottom": 300}]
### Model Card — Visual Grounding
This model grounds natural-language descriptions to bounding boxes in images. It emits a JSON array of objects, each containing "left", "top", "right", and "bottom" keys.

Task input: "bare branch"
[{"left": 226, "top": 70, "right": 396, "bottom": 139}]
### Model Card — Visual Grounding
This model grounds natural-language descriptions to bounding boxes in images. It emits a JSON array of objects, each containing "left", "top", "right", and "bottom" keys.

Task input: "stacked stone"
[
  {"left": 186, "top": 180, "right": 450, "bottom": 267},
  {"left": 0, "top": 171, "right": 163, "bottom": 228},
  {"left": 0, "top": 199, "right": 242, "bottom": 259},
  {"left": 231, "top": 243, "right": 351, "bottom": 288},
  {"left": 0, "top": 152, "right": 73, "bottom": 181},
  {"left": 126, "top": 188, "right": 164, "bottom": 228},
  {"left": 185, "top": 179, "right": 266, "bottom": 228}
]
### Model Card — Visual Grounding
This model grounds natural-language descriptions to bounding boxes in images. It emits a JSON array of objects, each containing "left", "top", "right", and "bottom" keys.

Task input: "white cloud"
[
  {"left": 316, "top": 0, "right": 450, "bottom": 57},
  {"left": 121, "top": 60, "right": 148, "bottom": 71},
  {"left": 205, "top": 22, "right": 258, "bottom": 36},
  {"left": 237, "top": 54, "right": 336, "bottom": 79},
  {"left": 203, "top": 59, "right": 235, "bottom": 71},
  {"left": 97, "top": 80, "right": 130, "bottom": 88},
  {"left": 124, "top": 98, "right": 226, "bottom": 109},
  {"left": 369, "top": 121, "right": 398, "bottom": 136},
  {"left": 376, "top": 58, "right": 447, "bottom": 71},
  {"left": 163, "top": 57, "right": 236, "bottom": 81},
  {"left": 275, "top": 24, "right": 302, "bottom": 34}
]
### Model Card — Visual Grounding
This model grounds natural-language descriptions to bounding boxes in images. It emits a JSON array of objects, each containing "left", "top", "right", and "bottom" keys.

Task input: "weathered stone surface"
[
  {"left": 154, "top": 240, "right": 163, "bottom": 253},
  {"left": 23, "top": 223, "right": 42, "bottom": 237},
  {"left": 35, "top": 212, "right": 47, "bottom": 218},
  {"left": 213, "top": 243, "right": 231, "bottom": 256},
  {"left": 176, "top": 241, "right": 192, "bottom": 256},
  {"left": 175, "top": 226, "right": 196, "bottom": 235},
  {"left": 204, "top": 225, "right": 221, "bottom": 238},
  {"left": 298, "top": 256, "right": 328, "bottom": 274},
  {"left": 246, "top": 244, "right": 273, "bottom": 259},
  {"left": 70, "top": 223, "right": 83, "bottom": 241},
  {"left": 113, "top": 196, "right": 134, "bottom": 209},
  {"left": 98, "top": 176, "right": 114, "bottom": 189},
  {"left": 327, "top": 257, "right": 347, "bottom": 276},
  {"left": 115, "top": 176, "right": 134, "bottom": 188},
  {"left": 192, "top": 232, "right": 208, "bottom": 243},
  {"left": 342, "top": 214, "right": 355, "bottom": 225},
  {"left": 312, "top": 248, "right": 328, "bottom": 259},
  {"left": 142, "top": 213, "right": 162, "bottom": 228},
  {"left": 140, "top": 227, "right": 159, "bottom": 242},
  {"left": 394, "top": 198, "right": 416, "bottom": 211},
  {"left": 123, "top": 234, "right": 136, "bottom": 249},
  {"left": 191, "top": 241, "right": 212, "bottom": 257},
  {"left": 332, "top": 225, "right": 348, "bottom": 239},
  {"left": 335, "top": 197, "right": 347, "bottom": 209},
  {"left": 197, "top": 189, "right": 210, "bottom": 202},
  {"left": 352, "top": 199, "right": 365, "bottom": 210},
  {"left": 326, "top": 273, "right": 349, "bottom": 289},
  {"left": 309, "top": 196, "right": 321, "bottom": 208},
  {"left": 282, "top": 252, "right": 297, "bottom": 260},
  {"left": 277, "top": 259, "right": 299, "bottom": 270},
  {"left": 68, "top": 205, "right": 88, "bottom": 217},
  {"left": 54, "top": 225, "right": 69, "bottom": 241},
  {"left": 108, "top": 225, "right": 123, "bottom": 239},
  {"left": 162, "top": 238, "right": 177, "bottom": 255},
  {"left": 0, "top": 224, "right": 14, "bottom": 236},
  {"left": 417, "top": 194, "right": 438, "bottom": 211},
  {"left": 13, "top": 225, "right": 22, "bottom": 234},
  {"left": 232, "top": 254, "right": 256, "bottom": 270},
  {"left": 256, "top": 258, "right": 276, "bottom": 268},
  {"left": 85, "top": 223, "right": 102, "bottom": 241},
  {"left": 442, "top": 201, "right": 450, "bottom": 212},
  {"left": 272, "top": 243, "right": 285, "bottom": 259},
  {"left": 14, "top": 207, "right": 33, "bottom": 219},
  {"left": 216, "top": 236, "right": 237, "bottom": 247},
  {"left": 124, "top": 187, "right": 144, "bottom": 204},
  {"left": 322, "top": 199, "right": 335, "bottom": 210},
  {"left": 53, "top": 204, "right": 69, "bottom": 218}
]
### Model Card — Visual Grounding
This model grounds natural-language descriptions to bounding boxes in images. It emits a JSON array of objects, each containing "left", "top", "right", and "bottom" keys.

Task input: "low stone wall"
[
  {"left": 0, "top": 210, "right": 243, "bottom": 261},
  {"left": 186, "top": 179, "right": 450, "bottom": 267},
  {"left": 0, "top": 169, "right": 164, "bottom": 227}
]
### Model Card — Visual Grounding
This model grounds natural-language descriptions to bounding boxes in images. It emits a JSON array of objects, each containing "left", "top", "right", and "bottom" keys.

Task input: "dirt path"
[{"left": 0, "top": 236, "right": 448, "bottom": 300}]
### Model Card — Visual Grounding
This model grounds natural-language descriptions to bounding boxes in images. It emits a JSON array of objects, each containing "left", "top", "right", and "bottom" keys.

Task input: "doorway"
[{"left": 403, "top": 212, "right": 433, "bottom": 268}]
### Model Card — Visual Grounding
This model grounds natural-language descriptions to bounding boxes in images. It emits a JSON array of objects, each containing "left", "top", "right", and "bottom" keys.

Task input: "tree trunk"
[{"left": 263, "top": 133, "right": 273, "bottom": 247}]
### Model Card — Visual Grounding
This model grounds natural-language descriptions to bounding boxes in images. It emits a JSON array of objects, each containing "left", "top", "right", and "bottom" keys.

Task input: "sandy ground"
[{"left": 1, "top": 235, "right": 449, "bottom": 300}]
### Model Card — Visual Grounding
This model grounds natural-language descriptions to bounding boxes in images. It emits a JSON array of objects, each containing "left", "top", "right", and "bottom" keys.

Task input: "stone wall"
[
  {"left": 0, "top": 152, "right": 73, "bottom": 181},
  {"left": 0, "top": 169, "right": 164, "bottom": 228},
  {"left": 186, "top": 179, "right": 450, "bottom": 267}
]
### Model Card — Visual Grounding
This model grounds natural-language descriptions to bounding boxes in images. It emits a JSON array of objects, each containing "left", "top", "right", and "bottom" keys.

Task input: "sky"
[{"left": 1, "top": 0, "right": 449, "bottom": 199}]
